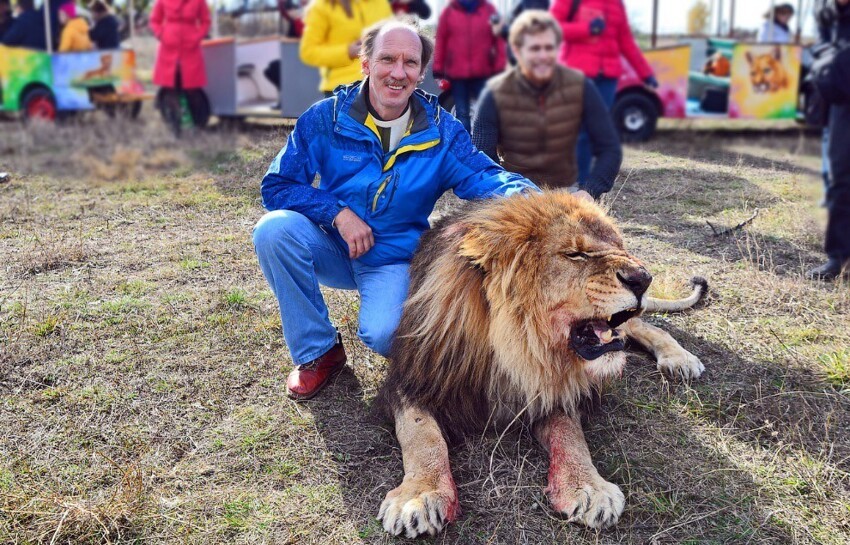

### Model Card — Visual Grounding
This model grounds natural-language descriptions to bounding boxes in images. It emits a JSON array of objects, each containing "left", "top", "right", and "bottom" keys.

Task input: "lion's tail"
[{"left": 642, "top": 276, "right": 708, "bottom": 313}]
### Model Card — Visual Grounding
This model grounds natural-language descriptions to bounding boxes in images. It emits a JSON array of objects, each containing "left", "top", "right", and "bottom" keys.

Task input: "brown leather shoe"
[{"left": 286, "top": 336, "right": 347, "bottom": 400}]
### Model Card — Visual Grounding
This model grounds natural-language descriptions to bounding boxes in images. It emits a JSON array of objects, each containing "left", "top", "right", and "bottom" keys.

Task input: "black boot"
[{"left": 806, "top": 257, "right": 849, "bottom": 281}]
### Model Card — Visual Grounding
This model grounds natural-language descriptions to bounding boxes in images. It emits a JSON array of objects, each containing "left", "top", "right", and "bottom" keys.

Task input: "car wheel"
[
  {"left": 611, "top": 92, "right": 659, "bottom": 142},
  {"left": 21, "top": 88, "right": 57, "bottom": 122}
]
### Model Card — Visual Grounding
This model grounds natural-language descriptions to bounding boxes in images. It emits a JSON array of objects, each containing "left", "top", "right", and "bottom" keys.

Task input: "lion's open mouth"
[{"left": 570, "top": 308, "right": 640, "bottom": 360}]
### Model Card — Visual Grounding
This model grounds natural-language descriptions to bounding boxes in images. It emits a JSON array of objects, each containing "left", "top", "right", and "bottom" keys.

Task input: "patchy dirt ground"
[{"left": 1, "top": 111, "right": 848, "bottom": 544}]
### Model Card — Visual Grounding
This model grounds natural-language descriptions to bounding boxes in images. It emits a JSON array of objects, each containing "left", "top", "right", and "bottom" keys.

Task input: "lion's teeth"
[{"left": 600, "top": 330, "right": 613, "bottom": 342}]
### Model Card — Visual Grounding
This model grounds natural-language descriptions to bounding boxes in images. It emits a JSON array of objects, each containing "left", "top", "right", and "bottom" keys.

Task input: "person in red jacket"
[
  {"left": 150, "top": 0, "right": 211, "bottom": 136},
  {"left": 550, "top": 0, "right": 656, "bottom": 180},
  {"left": 433, "top": 0, "right": 506, "bottom": 132}
]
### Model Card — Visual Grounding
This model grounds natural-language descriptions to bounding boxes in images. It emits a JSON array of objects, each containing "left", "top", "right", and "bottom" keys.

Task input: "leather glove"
[
  {"left": 589, "top": 17, "right": 606, "bottom": 36},
  {"left": 643, "top": 75, "right": 659, "bottom": 89}
]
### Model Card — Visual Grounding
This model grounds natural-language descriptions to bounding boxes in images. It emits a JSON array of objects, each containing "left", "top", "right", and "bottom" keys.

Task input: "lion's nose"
[{"left": 617, "top": 268, "right": 652, "bottom": 298}]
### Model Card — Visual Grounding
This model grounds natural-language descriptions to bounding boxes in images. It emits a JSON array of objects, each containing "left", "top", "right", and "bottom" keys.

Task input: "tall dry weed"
[{"left": 1, "top": 461, "right": 148, "bottom": 544}]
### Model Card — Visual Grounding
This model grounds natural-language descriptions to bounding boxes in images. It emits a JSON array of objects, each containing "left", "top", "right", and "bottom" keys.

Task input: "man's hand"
[
  {"left": 334, "top": 208, "right": 374, "bottom": 259},
  {"left": 348, "top": 40, "right": 362, "bottom": 59}
]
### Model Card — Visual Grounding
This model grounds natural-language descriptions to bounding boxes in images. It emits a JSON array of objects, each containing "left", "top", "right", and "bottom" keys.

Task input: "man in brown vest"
[{"left": 472, "top": 10, "right": 622, "bottom": 200}]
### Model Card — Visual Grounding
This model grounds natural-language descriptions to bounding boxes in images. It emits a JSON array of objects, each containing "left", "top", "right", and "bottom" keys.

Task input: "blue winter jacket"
[
  {"left": 261, "top": 80, "right": 539, "bottom": 267},
  {"left": 1, "top": 9, "right": 48, "bottom": 49}
]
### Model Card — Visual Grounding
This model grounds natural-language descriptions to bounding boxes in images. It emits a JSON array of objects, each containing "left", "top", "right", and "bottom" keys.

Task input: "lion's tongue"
[
  {"left": 591, "top": 320, "right": 616, "bottom": 343},
  {"left": 570, "top": 319, "right": 625, "bottom": 360}
]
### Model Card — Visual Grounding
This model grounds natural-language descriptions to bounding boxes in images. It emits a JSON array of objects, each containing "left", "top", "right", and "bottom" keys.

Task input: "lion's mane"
[{"left": 380, "top": 193, "right": 622, "bottom": 438}]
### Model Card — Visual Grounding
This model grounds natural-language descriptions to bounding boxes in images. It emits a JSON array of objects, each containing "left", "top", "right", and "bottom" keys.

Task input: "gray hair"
[{"left": 360, "top": 16, "right": 434, "bottom": 73}]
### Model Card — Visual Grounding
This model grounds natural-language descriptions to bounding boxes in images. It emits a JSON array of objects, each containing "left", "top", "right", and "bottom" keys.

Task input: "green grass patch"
[
  {"left": 0, "top": 467, "right": 14, "bottom": 490},
  {"left": 223, "top": 288, "right": 248, "bottom": 307},
  {"left": 222, "top": 496, "right": 272, "bottom": 531},
  {"left": 116, "top": 280, "right": 152, "bottom": 297},
  {"left": 32, "top": 314, "right": 61, "bottom": 337},
  {"left": 117, "top": 181, "right": 168, "bottom": 198},
  {"left": 179, "top": 258, "right": 211, "bottom": 271},
  {"left": 818, "top": 349, "right": 850, "bottom": 387}
]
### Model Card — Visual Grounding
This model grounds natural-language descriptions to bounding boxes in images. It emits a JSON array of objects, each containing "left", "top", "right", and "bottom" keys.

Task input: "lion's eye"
[{"left": 563, "top": 252, "right": 589, "bottom": 260}]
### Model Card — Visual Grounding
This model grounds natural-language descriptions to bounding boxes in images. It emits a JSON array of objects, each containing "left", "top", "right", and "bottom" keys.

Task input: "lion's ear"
[
  {"left": 745, "top": 51, "right": 754, "bottom": 65},
  {"left": 457, "top": 222, "right": 522, "bottom": 274},
  {"left": 773, "top": 45, "right": 781, "bottom": 61}
]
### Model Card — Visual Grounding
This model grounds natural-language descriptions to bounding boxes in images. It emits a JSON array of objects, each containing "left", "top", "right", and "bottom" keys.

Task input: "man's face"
[
  {"left": 362, "top": 27, "right": 423, "bottom": 120},
  {"left": 513, "top": 29, "right": 559, "bottom": 86}
]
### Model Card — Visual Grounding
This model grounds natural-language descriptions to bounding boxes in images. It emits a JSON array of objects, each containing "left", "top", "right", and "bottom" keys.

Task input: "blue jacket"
[
  {"left": 1, "top": 9, "right": 48, "bottom": 49},
  {"left": 261, "top": 81, "right": 538, "bottom": 267}
]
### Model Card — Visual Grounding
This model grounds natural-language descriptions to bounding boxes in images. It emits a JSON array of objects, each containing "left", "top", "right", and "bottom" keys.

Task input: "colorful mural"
[
  {"left": 51, "top": 50, "right": 142, "bottom": 110},
  {"left": 0, "top": 45, "right": 52, "bottom": 111},
  {"left": 729, "top": 43, "right": 801, "bottom": 119},
  {"left": 0, "top": 46, "right": 144, "bottom": 112},
  {"left": 643, "top": 45, "right": 690, "bottom": 119}
]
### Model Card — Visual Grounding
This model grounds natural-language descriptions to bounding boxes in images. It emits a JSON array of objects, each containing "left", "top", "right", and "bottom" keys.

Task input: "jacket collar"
[{"left": 332, "top": 79, "right": 442, "bottom": 135}]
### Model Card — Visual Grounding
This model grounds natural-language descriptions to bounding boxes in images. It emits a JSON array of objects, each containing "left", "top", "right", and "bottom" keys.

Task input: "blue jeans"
[
  {"left": 253, "top": 210, "right": 410, "bottom": 366},
  {"left": 450, "top": 77, "right": 486, "bottom": 133},
  {"left": 576, "top": 76, "right": 618, "bottom": 183}
]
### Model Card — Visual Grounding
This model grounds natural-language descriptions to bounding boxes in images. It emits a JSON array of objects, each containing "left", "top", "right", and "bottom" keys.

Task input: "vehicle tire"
[
  {"left": 611, "top": 92, "right": 659, "bottom": 142},
  {"left": 21, "top": 87, "right": 57, "bottom": 122}
]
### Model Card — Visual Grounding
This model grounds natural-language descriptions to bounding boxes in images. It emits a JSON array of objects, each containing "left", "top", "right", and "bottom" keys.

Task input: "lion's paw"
[
  {"left": 377, "top": 479, "right": 459, "bottom": 538},
  {"left": 657, "top": 349, "right": 704, "bottom": 380},
  {"left": 547, "top": 478, "right": 625, "bottom": 529}
]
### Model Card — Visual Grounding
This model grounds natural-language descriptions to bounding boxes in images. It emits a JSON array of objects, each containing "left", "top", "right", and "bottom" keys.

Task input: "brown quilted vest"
[{"left": 488, "top": 65, "right": 584, "bottom": 189}]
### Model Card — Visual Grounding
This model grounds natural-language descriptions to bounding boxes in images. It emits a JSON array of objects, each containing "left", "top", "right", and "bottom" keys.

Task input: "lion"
[
  {"left": 746, "top": 46, "right": 788, "bottom": 93},
  {"left": 376, "top": 192, "right": 707, "bottom": 538},
  {"left": 82, "top": 54, "right": 113, "bottom": 81}
]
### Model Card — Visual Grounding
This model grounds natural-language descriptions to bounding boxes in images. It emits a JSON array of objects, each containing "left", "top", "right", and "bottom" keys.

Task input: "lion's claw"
[
  {"left": 547, "top": 478, "right": 625, "bottom": 529},
  {"left": 657, "top": 349, "right": 704, "bottom": 380},
  {"left": 378, "top": 479, "right": 458, "bottom": 538}
]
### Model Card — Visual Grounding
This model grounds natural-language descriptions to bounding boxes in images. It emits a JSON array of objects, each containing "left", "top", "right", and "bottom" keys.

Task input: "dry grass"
[{"left": 1, "top": 109, "right": 848, "bottom": 544}]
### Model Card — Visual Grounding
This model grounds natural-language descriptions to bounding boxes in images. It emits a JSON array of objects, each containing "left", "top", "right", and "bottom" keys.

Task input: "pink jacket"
[
  {"left": 550, "top": 0, "right": 652, "bottom": 80},
  {"left": 433, "top": 0, "right": 506, "bottom": 80},
  {"left": 150, "top": 0, "right": 211, "bottom": 89}
]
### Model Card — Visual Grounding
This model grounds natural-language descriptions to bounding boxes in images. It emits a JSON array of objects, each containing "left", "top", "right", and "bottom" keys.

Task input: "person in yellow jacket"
[
  {"left": 300, "top": 0, "right": 391, "bottom": 95},
  {"left": 57, "top": 0, "right": 92, "bottom": 52}
]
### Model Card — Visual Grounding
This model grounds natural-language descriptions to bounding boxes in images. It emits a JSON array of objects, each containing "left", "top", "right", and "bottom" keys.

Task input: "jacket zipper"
[{"left": 372, "top": 175, "right": 392, "bottom": 212}]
